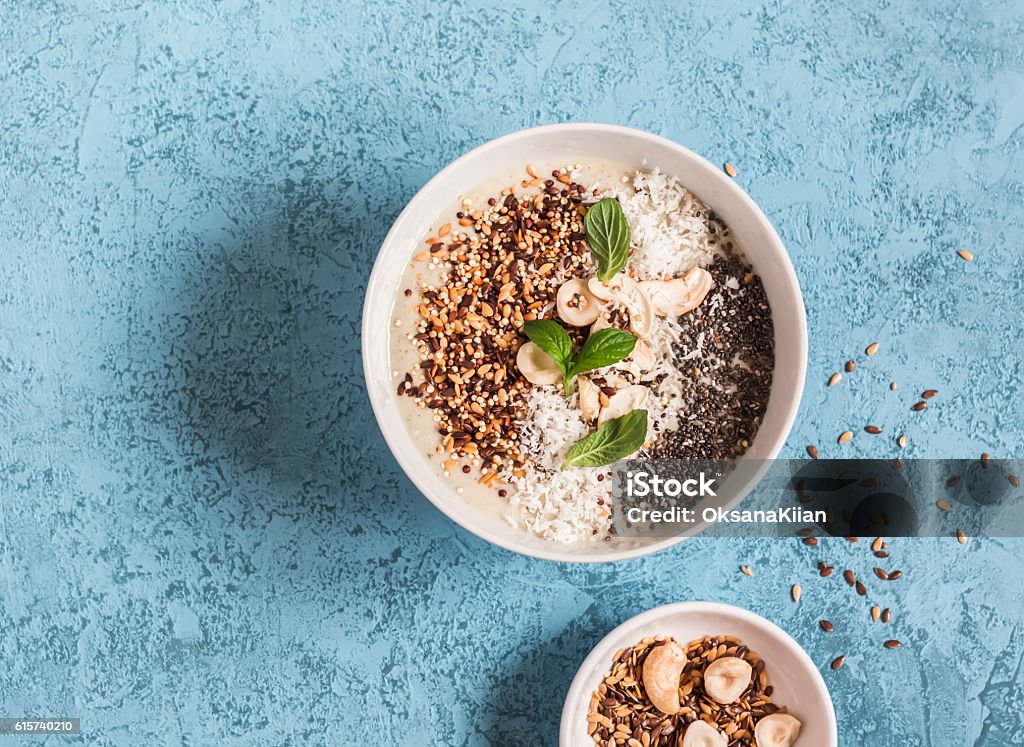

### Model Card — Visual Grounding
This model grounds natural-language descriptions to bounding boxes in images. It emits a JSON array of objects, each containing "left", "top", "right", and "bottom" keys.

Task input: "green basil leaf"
[
  {"left": 584, "top": 198, "right": 631, "bottom": 281},
  {"left": 570, "top": 327, "right": 637, "bottom": 377},
  {"left": 561, "top": 409, "right": 648, "bottom": 470},
  {"left": 522, "top": 319, "right": 573, "bottom": 380}
]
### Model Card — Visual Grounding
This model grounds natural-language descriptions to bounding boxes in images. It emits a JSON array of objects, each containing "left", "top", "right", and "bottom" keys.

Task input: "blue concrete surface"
[{"left": 1, "top": 1, "right": 1023, "bottom": 744}]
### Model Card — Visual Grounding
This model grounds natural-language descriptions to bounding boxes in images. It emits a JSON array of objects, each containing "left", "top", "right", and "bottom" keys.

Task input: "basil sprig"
[
  {"left": 584, "top": 198, "right": 631, "bottom": 281},
  {"left": 562, "top": 408, "right": 648, "bottom": 470},
  {"left": 523, "top": 320, "right": 637, "bottom": 396}
]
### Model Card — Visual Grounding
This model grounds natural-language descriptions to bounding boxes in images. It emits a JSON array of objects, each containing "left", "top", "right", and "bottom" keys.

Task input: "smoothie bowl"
[{"left": 362, "top": 124, "right": 806, "bottom": 562}]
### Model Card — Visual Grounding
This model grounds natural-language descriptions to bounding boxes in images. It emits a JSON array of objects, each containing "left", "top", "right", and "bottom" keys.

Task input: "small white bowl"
[
  {"left": 362, "top": 124, "right": 807, "bottom": 562},
  {"left": 559, "top": 601, "right": 837, "bottom": 747}
]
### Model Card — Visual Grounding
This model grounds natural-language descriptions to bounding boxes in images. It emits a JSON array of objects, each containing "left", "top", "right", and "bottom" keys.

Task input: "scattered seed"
[
  {"left": 866, "top": 342, "right": 880, "bottom": 356},
  {"left": 1010, "top": 475, "right": 1021, "bottom": 488},
  {"left": 884, "top": 639, "right": 902, "bottom": 649},
  {"left": 897, "top": 434, "right": 907, "bottom": 449},
  {"left": 956, "top": 528, "right": 967, "bottom": 544},
  {"left": 946, "top": 475, "right": 961, "bottom": 487},
  {"left": 740, "top": 565, "right": 754, "bottom": 576},
  {"left": 882, "top": 608, "right": 892, "bottom": 623},
  {"left": 831, "top": 655, "right": 846, "bottom": 670},
  {"left": 792, "top": 584, "right": 802, "bottom": 603},
  {"left": 871, "top": 606, "right": 881, "bottom": 623},
  {"left": 874, "top": 550, "right": 889, "bottom": 558},
  {"left": 872, "top": 537, "right": 884, "bottom": 552},
  {"left": 828, "top": 372, "right": 842, "bottom": 387},
  {"left": 723, "top": 162, "right": 737, "bottom": 177},
  {"left": 980, "top": 452, "right": 990, "bottom": 468},
  {"left": 865, "top": 425, "right": 883, "bottom": 434},
  {"left": 957, "top": 249, "right": 974, "bottom": 261},
  {"left": 855, "top": 580, "right": 867, "bottom": 596},
  {"left": 889, "top": 381, "right": 897, "bottom": 390},
  {"left": 911, "top": 401, "right": 928, "bottom": 412},
  {"left": 922, "top": 389, "right": 938, "bottom": 399},
  {"left": 525, "top": 163, "right": 538, "bottom": 178},
  {"left": 845, "top": 359, "right": 856, "bottom": 372},
  {"left": 807, "top": 444, "right": 819, "bottom": 459},
  {"left": 874, "top": 567, "right": 890, "bottom": 580},
  {"left": 838, "top": 431, "right": 854, "bottom": 445},
  {"left": 803, "top": 537, "right": 819, "bottom": 546},
  {"left": 843, "top": 569, "right": 855, "bottom": 586},
  {"left": 887, "top": 570, "right": 903, "bottom": 581},
  {"left": 936, "top": 499, "right": 952, "bottom": 512},
  {"left": 819, "top": 620, "right": 834, "bottom": 632},
  {"left": 819, "top": 565, "right": 834, "bottom": 577}
]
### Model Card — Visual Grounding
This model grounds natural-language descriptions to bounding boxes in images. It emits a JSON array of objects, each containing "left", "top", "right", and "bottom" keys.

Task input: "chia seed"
[{"left": 651, "top": 251, "right": 774, "bottom": 460}]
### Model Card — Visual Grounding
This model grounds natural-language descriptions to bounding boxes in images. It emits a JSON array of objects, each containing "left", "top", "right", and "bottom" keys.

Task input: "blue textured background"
[{"left": 1, "top": 1, "right": 1023, "bottom": 745}]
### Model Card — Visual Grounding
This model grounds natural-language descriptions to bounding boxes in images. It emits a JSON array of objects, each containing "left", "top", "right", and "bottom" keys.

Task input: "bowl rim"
[
  {"left": 558, "top": 600, "right": 839, "bottom": 746},
  {"left": 361, "top": 122, "right": 808, "bottom": 563}
]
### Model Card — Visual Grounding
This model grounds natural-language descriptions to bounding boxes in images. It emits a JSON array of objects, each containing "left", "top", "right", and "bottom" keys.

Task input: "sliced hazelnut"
[
  {"left": 577, "top": 375, "right": 600, "bottom": 422},
  {"left": 702, "top": 656, "right": 752, "bottom": 704},
  {"left": 641, "top": 641, "right": 687, "bottom": 715},
  {"left": 556, "top": 278, "right": 602, "bottom": 326},
  {"left": 515, "top": 342, "right": 561, "bottom": 386},
  {"left": 598, "top": 384, "right": 648, "bottom": 426},
  {"left": 681, "top": 720, "right": 727, "bottom": 747},
  {"left": 753, "top": 713, "right": 802, "bottom": 747},
  {"left": 640, "top": 266, "right": 714, "bottom": 316}
]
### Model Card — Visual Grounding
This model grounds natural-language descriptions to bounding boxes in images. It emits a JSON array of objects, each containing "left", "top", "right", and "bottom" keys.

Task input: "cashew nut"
[
  {"left": 681, "top": 720, "right": 727, "bottom": 747},
  {"left": 627, "top": 339, "right": 655, "bottom": 373},
  {"left": 702, "top": 656, "right": 752, "bottom": 704},
  {"left": 515, "top": 342, "right": 561, "bottom": 386},
  {"left": 753, "top": 713, "right": 802, "bottom": 747},
  {"left": 587, "top": 274, "right": 655, "bottom": 339},
  {"left": 556, "top": 278, "right": 603, "bottom": 326},
  {"left": 598, "top": 384, "right": 649, "bottom": 426},
  {"left": 640, "top": 266, "right": 714, "bottom": 317},
  {"left": 641, "top": 641, "right": 687, "bottom": 715},
  {"left": 577, "top": 376, "right": 600, "bottom": 422}
]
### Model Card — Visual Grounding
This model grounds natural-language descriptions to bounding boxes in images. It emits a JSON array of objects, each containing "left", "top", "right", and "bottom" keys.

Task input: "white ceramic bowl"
[
  {"left": 362, "top": 124, "right": 807, "bottom": 562},
  {"left": 560, "top": 601, "right": 838, "bottom": 746}
]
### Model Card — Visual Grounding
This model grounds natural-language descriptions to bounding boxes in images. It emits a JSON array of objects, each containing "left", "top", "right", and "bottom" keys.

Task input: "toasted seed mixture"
[
  {"left": 400, "top": 169, "right": 594, "bottom": 480},
  {"left": 588, "top": 634, "right": 790, "bottom": 747},
  {"left": 651, "top": 253, "right": 774, "bottom": 460}
]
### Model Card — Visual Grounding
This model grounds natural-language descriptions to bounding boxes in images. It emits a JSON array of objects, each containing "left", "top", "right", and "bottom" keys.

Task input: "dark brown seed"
[
  {"left": 803, "top": 537, "right": 819, "bottom": 546},
  {"left": 846, "top": 536, "right": 859, "bottom": 543},
  {"left": 1010, "top": 475, "right": 1021, "bottom": 488},
  {"left": 874, "top": 567, "right": 890, "bottom": 580},
  {"left": 820, "top": 620, "right": 834, "bottom": 632},
  {"left": 820, "top": 566, "right": 834, "bottom": 577},
  {"left": 845, "top": 360, "right": 856, "bottom": 372},
  {"left": 980, "top": 452, "right": 990, "bottom": 468},
  {"left": 946, "top": 475, "right": 961, "bottom": 487},
  {"left": 807, "top": 444, "right": 819, "bottom": 459},
  {"left": 922, "top": 389, "right": 938, "bottom": 399},
  {"left": 844, "top": 569, "right": 855, "bottom": 586},
  {"left": 911, "top": 401, "right": 928, "bottom": 412},
  {"left": 884, "top": 639, "right": 902, "bottom": 649},
  {"left": 874, "top": 550, "right": 889, "bottom": 558},
  {"left": 856, "top": 580, "right": 867, "bottom": 596},
  {"left": 888, "top": 570, "right": 903, "bottom": 581},
  {"left": 865, "top": 425, "right": 883, "bottom": 434},
  {"left": 882, "top": 608, "right": 892, "bottom": 623},
  {"left": 831, "top": 655, "right": 846, "bottom": 670}
]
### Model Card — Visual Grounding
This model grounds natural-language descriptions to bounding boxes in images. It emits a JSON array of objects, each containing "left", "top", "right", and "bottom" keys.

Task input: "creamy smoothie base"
[{"left": 388, "top": 161, "right": 775, "bottom": 543}]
